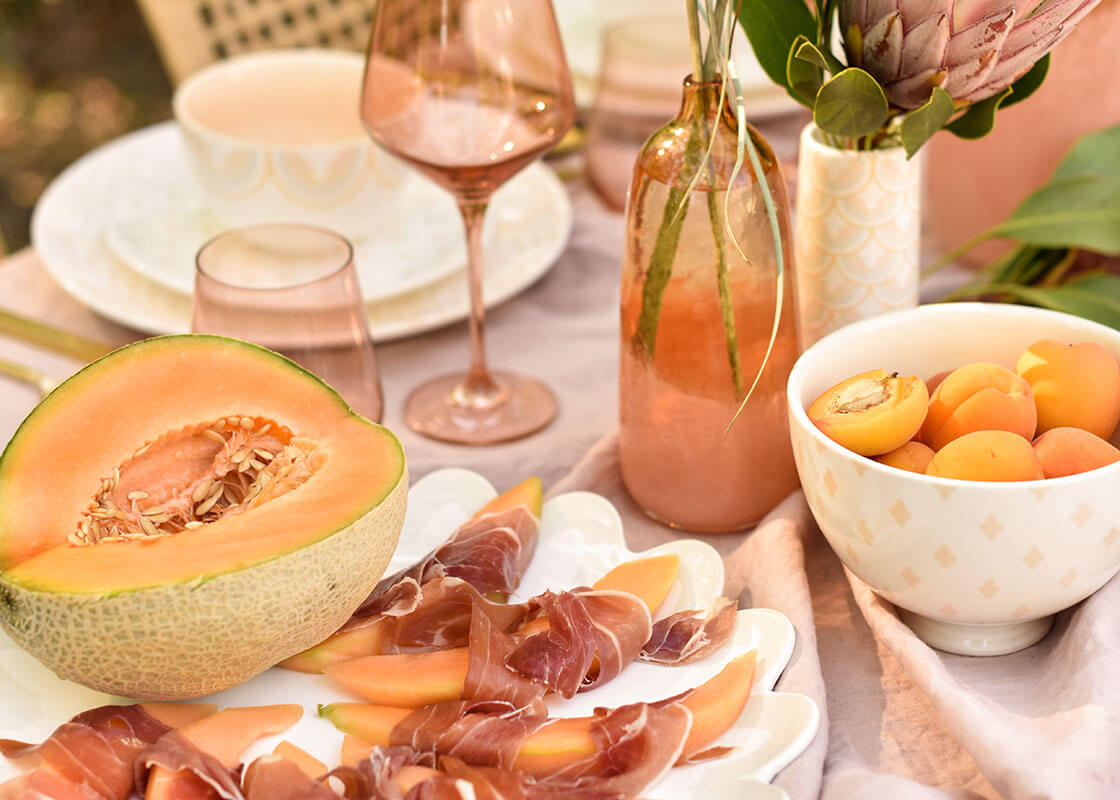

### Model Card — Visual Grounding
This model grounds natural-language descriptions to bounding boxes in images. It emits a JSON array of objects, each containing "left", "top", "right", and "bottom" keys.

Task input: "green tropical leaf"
[
  {"left": 786, "top": 36, "right": 822, "bottom": 105},
  {"left": 737, "top": 0, "right": 818, "bottom": 90},
  {"left": 945, "top": 88, "right": 1011, "bottom": 139},
  {"left": 900, "top": 86, "right": 954, "bottom": 159},
  {"left": 1051, "top": 123, "right": 1120, "bottom": 180},
  {"left": 813, "top": 68, "right": 889, "bottom": 140},
  {"left": 998, "top": 274, "right": 1120, "bottom": 329},
  {"left": 990, "top": 175, "right": 1120, "bottom": 254},
  {"left": 999, "top": 54, "right": 1050, "bottom": 109}
]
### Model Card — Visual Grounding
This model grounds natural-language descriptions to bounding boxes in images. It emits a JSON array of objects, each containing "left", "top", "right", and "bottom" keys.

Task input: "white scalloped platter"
[{"left": 0, "top": 468, "right": 817, "bottom": 799}]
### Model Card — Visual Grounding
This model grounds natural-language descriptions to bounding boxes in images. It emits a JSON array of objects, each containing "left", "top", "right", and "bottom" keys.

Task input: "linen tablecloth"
[{"left": 2, "top": 170, "right": 1118, "bottom": 799}]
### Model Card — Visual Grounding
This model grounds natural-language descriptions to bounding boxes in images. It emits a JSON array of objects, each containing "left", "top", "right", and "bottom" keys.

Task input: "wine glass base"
[{"left": 404, "top": 370, "right": 557, "bottom": 445}]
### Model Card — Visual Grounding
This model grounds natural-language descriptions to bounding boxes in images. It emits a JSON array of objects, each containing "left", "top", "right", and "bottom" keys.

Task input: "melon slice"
[{"left": 0, "top": 335, "right": 408, "bottom": 699}]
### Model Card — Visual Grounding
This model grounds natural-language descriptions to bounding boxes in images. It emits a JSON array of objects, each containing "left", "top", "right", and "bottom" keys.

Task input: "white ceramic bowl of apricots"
[{"left": 787, "top": 303, "right": 1120, "bottom": 656}]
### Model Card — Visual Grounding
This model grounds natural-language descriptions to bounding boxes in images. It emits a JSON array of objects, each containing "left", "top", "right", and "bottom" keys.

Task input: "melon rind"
[{"left": 0, "top": 467, "right": 407, "bottom": 700}]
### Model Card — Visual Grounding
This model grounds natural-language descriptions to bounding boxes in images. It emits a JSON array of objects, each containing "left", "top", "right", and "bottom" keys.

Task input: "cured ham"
[
  {"left": 506, "top": 589, "right": 652, "bottom": 698},
  {"left": 340, "top": 700, "right": 691, "bottom": 800},
  {"left": 241, "top": 755, "right": 338, "bottom": 800},
  {"left": 463, "top": 604, "right": 548, "bottom": 706},
  {"left": 389, "top": 699, "right": 549, "bottom": 770},
  {"left": 640, "top": 596, "right": 737, "bottom": 665},
  {"left": 0, "top": 705, "right": 171, "bottom": 800},
  {"left": 357, "top": 506, "right": 540, "bottom": 618},
  {"left": 282, "top": 506, "right": 541, "bottom": 671},
  {"left": 369, "top": 577, "right": 530, "bottom": 654},
  {"left": 137, "top": 731, "right": 243, "bottom": 799}
]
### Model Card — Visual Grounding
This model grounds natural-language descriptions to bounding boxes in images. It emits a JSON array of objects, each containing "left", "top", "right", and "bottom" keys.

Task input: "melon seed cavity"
[{"left": 70, "top": 415, "right": 322, "bottom": 546}]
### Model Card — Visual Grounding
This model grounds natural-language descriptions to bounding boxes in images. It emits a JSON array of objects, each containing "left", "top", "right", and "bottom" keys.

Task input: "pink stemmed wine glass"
[{"left": 361, "top": 0, "right": 576, "bottom": 444}]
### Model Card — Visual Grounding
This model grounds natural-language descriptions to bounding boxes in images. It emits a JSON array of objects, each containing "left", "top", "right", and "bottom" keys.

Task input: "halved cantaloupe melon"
[{"left": 0, "top": 335, "right": 407, "bottom": 700}]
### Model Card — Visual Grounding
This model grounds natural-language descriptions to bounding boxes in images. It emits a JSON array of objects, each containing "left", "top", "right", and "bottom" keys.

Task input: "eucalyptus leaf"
[
  {"left": 737, "top": 0, "right": 817, "bottom": 90},
  {"left": 786, "top": 36, "right": 822, "bottom": 105},
  {"left": 991, "top": 175, "right": 1120, "bottom": 254},
  {"left": 999, "top": 54, "right": 1050, "bottom": 110},
  {"left": 796, "top": 37, "right": 844, "bottom": 74},
  {"left": 813, "top": 68, "right": 889, "bottom": 140},
  {"left": 946, "top": 88, "right": 1011, "bottom": 139},
  {"left": 900, "top": 86, "right": 954, "bottom": 159}
]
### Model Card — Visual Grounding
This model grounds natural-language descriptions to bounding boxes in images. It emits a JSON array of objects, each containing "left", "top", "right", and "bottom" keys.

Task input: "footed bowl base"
[{"left": 897, "top": 609, "right": 1054, "bottom": 656}]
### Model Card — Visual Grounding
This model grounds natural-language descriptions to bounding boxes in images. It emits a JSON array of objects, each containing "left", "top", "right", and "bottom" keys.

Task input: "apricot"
[
  {"left": 926, "top": 370, "right": 951, "bottom": 395},
  {"left": 925, "top": 430, "right": 1044, "bottom": 482},
  {"left": 1032, "top": 427, "right": 1120, "bottom": 478},
  {"left": 1016, "top": 340, "right": 1120, "bottom": 439},
  {"left": 874, "top": 441, "right": 935, "bottom": 474},
  {"left": 921, "top": 363, "right": 1036, "bottom": 450},
  {"left": 808, "top": 369, "right": 929, "bottom": 456}
]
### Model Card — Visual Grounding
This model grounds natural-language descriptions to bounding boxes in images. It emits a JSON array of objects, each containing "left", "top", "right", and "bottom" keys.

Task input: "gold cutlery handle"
[
  {"left": 0, "top": 355, "right": 57, "bottom": 398},
  {"left": 0, "top": 309, "right": 116, "bottom": 363}
]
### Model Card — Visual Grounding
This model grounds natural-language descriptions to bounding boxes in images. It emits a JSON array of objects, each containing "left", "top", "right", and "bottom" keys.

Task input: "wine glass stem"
[{"left": 456, "top": 200, "right": 503, "bottom": 408}]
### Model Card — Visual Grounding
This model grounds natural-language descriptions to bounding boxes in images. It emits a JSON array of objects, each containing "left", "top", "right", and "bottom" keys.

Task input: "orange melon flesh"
[
  {"left": 322, "top": 651, "right": 758, "bottom": 776},
  {"left": 470, "top": 477, "right": 543, "bottom": 521},
  {"left": 0, "top": 335, "right": 404, "bottom": 593},
  {"left": 0, "top": 335, "right": 409, "bottom": 699},
  {"left": 271, "top": 741, "right": 327, "bottom": 779}
]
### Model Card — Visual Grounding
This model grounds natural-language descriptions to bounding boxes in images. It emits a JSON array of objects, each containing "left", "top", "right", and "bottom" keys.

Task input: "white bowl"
[
  {"left": 787, "top": 303, "right": 1120, "bottom": 656},
  {"left": 173, "top": 49, "right": 406, "bottom": 239}
]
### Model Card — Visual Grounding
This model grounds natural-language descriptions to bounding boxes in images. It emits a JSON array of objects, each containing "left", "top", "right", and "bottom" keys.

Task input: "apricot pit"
[{"left": 808, "top": 369, "right": 929, "bottom": 456}]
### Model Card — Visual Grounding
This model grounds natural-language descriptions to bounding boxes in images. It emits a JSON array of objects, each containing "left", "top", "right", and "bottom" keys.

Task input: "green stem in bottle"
[{"left": 708, "top": 188, "right": 744, "bottom": 395}]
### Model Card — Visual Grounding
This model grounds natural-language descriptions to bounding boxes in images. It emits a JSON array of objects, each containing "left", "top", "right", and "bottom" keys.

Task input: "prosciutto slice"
[
  {"left": 241, "top": 755, "right": 338, "bottom": 800},
  {"left": 358, "top": 506, "right": 539, "bottom": 618},
  {"left": 354, "top": 699, "right": 691, "bottom": 800},
  {"left": 135, "top": 731, "right": 243, "bottom": 800},
  {"left": 506, "top": 590, "right": 652, "bottom": 698},
  {"left": 639, "top": 596, "right": 737, "bottom": 665},
  {"left": 463, "top": 605, "right": 548, "bottom": 706},
  {"left": 389, "top": 699, "right": 549, "bottom": 771},
  {"left": 538, "top": 702, "right": 692, "bottom": 798},
  {"left": 0, "top": 705, "right": 171, "bottom": 800},
  {"left": 353, "top": 577, "right": 529, "bottom": 655}
]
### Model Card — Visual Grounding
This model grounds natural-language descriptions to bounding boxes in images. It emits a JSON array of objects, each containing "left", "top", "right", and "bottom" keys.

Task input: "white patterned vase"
[{"left": 794, "top": 124, "right": 920, "bottom": 347}]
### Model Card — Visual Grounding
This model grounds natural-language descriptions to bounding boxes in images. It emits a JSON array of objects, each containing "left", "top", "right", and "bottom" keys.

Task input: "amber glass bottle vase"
[{"left": 619, "top": 76, "right": 800, "bottom": 533}]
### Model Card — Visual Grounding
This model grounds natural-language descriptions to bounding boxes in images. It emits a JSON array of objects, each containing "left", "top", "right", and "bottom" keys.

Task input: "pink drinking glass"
[{"left": 192, "top": 224, "right": 383, "bottom": 422}]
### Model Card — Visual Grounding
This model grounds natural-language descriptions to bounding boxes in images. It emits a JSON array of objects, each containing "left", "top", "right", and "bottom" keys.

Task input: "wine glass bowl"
[{"left": 362, "top": 0, "right": 576, "bottom": 444}]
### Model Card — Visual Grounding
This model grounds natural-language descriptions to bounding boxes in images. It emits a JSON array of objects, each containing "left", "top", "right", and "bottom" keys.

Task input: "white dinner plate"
[
  {"left": 30, "top": 123, "right": 572, "bottom": 341},
  {"left": 0, "top": 468, "right": 818, "bottom": 799}
]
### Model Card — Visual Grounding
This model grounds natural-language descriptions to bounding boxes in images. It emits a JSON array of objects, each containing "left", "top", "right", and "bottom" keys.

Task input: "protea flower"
[{"left": 841, "top": 0, "right": 1101, "bottom": 109}]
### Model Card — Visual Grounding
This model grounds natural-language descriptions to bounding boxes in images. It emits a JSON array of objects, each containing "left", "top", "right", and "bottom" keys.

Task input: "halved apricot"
[
  {"left": 807, "top": 369, "right": 929, "bottom": 456},
  {"left": 921, "top": 363, "right": 1036, "bottom": 451},
  {"left": 874, "top": 441, "right": 935, "bottom": 474},
  {"left": 925, "top": 430, "right": 1044, "bottom": 482},
  {"left": 1017, "top": 340, "right": 1120, "bottom": 440},
  {"left": 1033, "top": 427, "right": 1120, "bottom": 478}
]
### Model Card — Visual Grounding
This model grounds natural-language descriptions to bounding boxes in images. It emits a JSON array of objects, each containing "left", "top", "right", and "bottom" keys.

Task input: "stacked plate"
[{"left": 31, "top": 122, "right": 573, "bottom": 341}]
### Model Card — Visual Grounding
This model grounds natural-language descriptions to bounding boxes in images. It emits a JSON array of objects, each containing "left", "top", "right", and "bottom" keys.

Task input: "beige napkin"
[{"left": 550, "top": 433, "right": 1120, "bottom": 800}]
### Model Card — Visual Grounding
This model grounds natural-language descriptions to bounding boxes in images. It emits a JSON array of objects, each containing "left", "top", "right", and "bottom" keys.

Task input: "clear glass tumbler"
[{"left": 192, "top": 224, "right": 383, "bottom": 422}]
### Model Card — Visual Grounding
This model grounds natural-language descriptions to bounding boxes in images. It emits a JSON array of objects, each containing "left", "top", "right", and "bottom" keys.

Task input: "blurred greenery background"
[{"left": 0, "top": 0, "right": 171, "bottom": 253}]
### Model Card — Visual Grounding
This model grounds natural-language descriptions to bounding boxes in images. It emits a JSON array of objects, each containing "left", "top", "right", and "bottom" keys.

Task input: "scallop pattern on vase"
[{"left": 794, "top": 124, "right": 920, "bottom": 346}]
